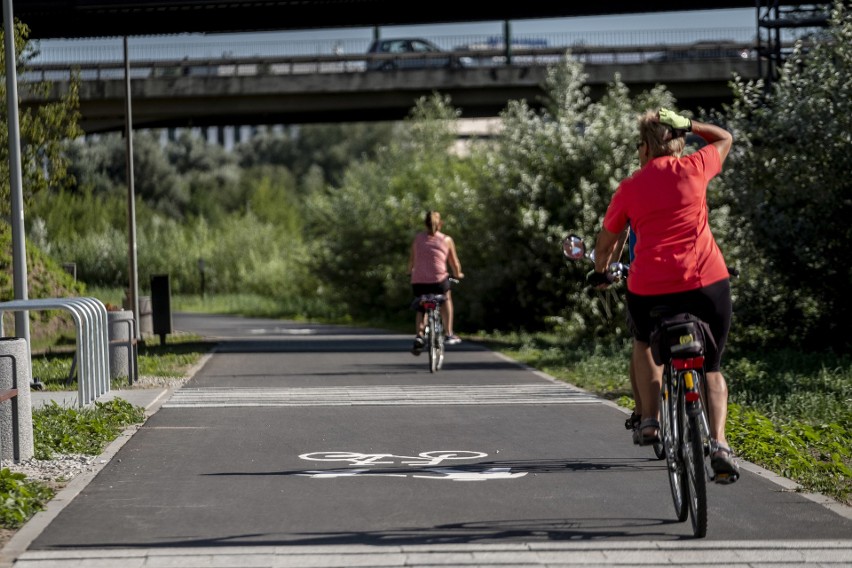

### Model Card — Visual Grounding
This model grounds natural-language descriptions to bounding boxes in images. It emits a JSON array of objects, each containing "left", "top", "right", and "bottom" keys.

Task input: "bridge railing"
[
  {"left": 21, "top": 41, "right": 762, "bottom": 83},
  {"left": 27, "top": 28, "right": 758, "bottom": 65}
]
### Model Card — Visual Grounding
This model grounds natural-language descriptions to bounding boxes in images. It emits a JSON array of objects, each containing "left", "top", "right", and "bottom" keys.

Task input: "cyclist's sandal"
[
  {"left": 637, "top": 418, "right": 661, "bottom": 446},
  {"left": 624, "top": 411, "right": 641, "bottom": 430},
  {"left": 625, "top": 412, "right": 641, "bottom": 445},
  {"left": 411, "top": 335, "right": 425, "bottom": 356},
  {"left": 710, "top": 441, "right": 740, "bottom": 485}
]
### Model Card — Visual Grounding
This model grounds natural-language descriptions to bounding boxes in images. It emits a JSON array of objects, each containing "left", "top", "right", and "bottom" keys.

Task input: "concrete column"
[
  {"left": 0, "top": 338, "right": 33, "bottom": 462},
  {"left": 107, "top": 310, "right": 135, "bottom": 381}
]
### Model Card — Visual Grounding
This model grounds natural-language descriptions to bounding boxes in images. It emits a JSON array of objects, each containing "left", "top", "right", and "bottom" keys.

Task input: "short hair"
[
  {"left": 638, "top": 110, "right": 686, "bottom": 158},
  {"left": 424, "top": 211, "right": 441, "bottom": 235}
]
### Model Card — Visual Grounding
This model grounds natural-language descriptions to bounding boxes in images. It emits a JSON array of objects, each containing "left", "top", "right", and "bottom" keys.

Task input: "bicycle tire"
[
  {"left": 436, "top": 327, "right": 445, "bottom": 370},
  {"left": 428, "top": 310, "right": 439, "bottom": 373},
  {"left": 682, "top": 374, "right": 708, "bottom": 538},
  {"left": 661, "top": 369, "right": 688, "bottom": 522}
]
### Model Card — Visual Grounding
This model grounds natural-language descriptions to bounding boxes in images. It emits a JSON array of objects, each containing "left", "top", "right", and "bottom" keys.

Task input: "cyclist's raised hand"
[{"left": 658, "top": 108, "right": 692, "bottom": 131}]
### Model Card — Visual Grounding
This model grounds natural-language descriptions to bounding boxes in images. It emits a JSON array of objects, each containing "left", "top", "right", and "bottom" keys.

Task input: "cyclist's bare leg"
[
  {"left": 634, "top": 341, "right": 662, "bottom": 432},
  {"left": 415, "top": 311, "right": 425, "bottom": 336},
  {"left": 630, "top": 340, "right": 643, "bottom": 416},
  {"left": 705, "top": 371, "right": 729, "bottom": 446},
  {"left": 440, "top": 291, "right": 454, "bottom": 336}
]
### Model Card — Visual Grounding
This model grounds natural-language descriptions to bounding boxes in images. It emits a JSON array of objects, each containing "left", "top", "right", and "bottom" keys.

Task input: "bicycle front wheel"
[{"left": 660, "top": 369, "right": 688, "bottom": 522}]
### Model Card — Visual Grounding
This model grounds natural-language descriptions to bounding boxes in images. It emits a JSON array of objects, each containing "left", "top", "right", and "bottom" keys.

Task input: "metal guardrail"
[
  {"left": 0, "top": 297, "right": 109, "bottom": 406},
  {"left": 20, "top": 41, "right": 761, "bottom": 82}
]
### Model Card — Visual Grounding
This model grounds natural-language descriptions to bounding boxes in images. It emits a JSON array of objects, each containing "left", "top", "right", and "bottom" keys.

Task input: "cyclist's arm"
[
  {"left": 614, "top": 227, "right": 629, "bottom": 262},
  {"left": 593, "top": 227, "right": 621, "bottom": 275},
  {"left": 691, "top": 120, "right": 733, "bottom": 165},
  {"left": 445, "top": 236, "right": 464, "bottom": 279}
]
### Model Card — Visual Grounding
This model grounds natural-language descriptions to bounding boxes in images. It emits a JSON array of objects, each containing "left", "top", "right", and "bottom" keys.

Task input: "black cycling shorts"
[
  {"left": 626, "top": 278, "right": 732, "bottom": 372},
  {"left": 412, "top": 279, "right": 450, "bottom": 297}
]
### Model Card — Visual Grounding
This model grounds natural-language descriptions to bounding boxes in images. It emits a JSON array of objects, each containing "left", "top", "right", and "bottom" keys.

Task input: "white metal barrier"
[{"left": 0, "top": 297, "right": 110, "bottom": 406}]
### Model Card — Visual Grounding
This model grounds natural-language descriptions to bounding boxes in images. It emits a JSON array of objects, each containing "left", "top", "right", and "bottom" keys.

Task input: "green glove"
[{"left": 659, "top": 108, "right": 692, "bottom": 132}]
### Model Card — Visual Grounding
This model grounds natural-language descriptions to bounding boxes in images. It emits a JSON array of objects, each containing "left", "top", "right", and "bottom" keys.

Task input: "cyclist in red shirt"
[{"left": 589, "top": 108, "right": 739, "bottom": 482}]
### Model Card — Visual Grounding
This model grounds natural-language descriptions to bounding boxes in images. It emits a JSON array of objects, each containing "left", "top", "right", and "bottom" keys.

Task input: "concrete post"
[
  {"left": 107, "top": 310, "right": 134, "bottom": 381},
  {"left": 0, "top": 338, "right": 34, "bottom": 462}
]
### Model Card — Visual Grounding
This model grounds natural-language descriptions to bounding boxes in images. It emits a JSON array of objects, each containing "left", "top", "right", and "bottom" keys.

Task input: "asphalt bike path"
[{"left": 9, "top": 313, "right": 852, "bottom": 566}]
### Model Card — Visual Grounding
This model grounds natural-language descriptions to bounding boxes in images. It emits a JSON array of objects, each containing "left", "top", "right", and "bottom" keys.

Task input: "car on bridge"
[
  {"left": 649, "top": 41, "right": 753, "bottom": 62},
  {"left": 366, "top": 38, "right": 472, "bottom": 71}
]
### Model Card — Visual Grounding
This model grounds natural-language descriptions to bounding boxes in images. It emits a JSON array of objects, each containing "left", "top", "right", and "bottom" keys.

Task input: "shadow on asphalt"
[
  {"left": 201, "top": 456, "right": 664, "bottom": 478},
  {"left": 43, "top": 514, "right": 686, "bottom": 548}
]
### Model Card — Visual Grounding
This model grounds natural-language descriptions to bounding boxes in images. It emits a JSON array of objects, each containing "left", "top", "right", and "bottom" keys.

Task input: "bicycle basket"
[{"left": 650, "top": 313, "right": 708, "bottom": 366}]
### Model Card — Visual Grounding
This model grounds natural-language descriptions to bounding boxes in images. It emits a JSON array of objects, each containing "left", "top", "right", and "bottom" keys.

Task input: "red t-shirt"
[{"left": 603, "top": 144, "right": 728, "bottom": 296}]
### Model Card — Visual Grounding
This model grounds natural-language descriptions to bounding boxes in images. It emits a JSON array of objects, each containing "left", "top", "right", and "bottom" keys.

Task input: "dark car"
[
  {"left": 649, "top": 41, "right": 753, "bottom": 62},
  {"left": 366, "top": 38, "right": 472, "bottom": 71}
]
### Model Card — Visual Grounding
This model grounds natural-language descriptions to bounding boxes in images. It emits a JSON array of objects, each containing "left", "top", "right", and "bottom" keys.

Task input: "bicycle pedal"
[{"left": 713, "top": 472, "right": 737, "bottom": 485}]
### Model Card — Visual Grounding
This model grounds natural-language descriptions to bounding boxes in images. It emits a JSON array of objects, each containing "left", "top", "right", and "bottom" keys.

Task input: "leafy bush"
[
  {"left": 716, "top": 2, "right": 852, "bottom": 351},
  {"left": 0, "top": 468, "right": 54, "bottom": 528},
  {"left": 32, "top": 399, "right": 145, "bottom": 460}
]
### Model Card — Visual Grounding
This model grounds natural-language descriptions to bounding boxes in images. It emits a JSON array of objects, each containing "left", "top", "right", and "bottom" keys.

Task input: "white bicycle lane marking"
[{"left": 297, "top": 451, "right": 527, "bottom": 481}]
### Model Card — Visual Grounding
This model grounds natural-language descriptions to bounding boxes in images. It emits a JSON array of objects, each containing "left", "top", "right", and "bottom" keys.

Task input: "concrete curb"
[{"left": 0, "top": 352, "right": 213, "bottom": 568}]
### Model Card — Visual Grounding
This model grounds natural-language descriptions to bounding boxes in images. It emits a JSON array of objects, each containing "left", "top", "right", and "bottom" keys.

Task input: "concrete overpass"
[
  {"left": 22, "top": 50, "right": 757, "bottom": 133},
  {"left": 8, "top": 1, "right": 796, "bottom": 39}
]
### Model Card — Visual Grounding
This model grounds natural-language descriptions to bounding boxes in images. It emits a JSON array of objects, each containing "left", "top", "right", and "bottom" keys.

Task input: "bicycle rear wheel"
[
  {"left": 660, "top": 369, "right": 688, "bottom": 522},
  {"left": 681, "top": 374, "right": 708, "bottom": 537},
  {"left": 428, "top": 311, "right": 439, "bottom": 373}
]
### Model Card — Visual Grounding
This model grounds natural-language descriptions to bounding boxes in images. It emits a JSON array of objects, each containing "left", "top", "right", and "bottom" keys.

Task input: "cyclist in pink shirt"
[
  {"left": 408, "top": 211, "right": 464, "bottom": 354},
  {"left": 590, "top": 108, "right": 739, "bottom": 482}
]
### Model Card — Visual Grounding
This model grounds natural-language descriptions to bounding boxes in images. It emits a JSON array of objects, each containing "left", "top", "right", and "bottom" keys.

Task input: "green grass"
[
  {"left": 0, "top": 398, "right": 147, "bottom": 529},
  {"left": 0, "top": 468, "right": 55, "bottom": 528},
  {"left": 32, "top": 398, "right": 146, "bottom": 460},
  {"left": 31, "top": 333, "right": 211, "bottom": 391}
]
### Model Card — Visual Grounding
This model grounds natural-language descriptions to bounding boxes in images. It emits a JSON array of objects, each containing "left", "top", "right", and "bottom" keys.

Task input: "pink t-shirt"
[
  {"left": 603, "top": 144, "right": 729, "bottom": 296},
  {"left": 411, "top": 231, "right": 449, "bottom": 284}
]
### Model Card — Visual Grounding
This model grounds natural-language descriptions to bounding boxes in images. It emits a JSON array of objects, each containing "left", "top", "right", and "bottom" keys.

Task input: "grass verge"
[{"left": 0, "top": 399, "right": 146, "bottom": 529}]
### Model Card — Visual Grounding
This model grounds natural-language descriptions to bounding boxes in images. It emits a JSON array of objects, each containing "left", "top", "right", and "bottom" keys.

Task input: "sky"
[
  {"left": 289, "top": 9, "right": 756, "bottom": 39},
  {"left": 34, "top": 8, "right": 760, "bottom": 58}
]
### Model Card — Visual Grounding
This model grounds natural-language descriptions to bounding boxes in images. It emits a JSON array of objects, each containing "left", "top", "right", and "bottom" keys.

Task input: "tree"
[
  {"left": 717, "top": 2, "right": 852, "bottom": 351},
  {"left": 466, "top": 54, "right": 674, "bottom": 334},
  {"left": 306, "top": 94, "right": 472, "bottom": 321},
  {"left": 236, "top": 122, "right": 394, "bottom": 187},
  {"left": 0, "top": 20, "right": 82, "bottom": 217}
]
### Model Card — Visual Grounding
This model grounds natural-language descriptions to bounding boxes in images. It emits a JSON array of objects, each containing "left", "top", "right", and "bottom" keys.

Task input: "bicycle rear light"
[
  {"left": 673, "top": 356, "right": 704, "bottom": 370},
  {"left": 421, "top": 301, "right": 437, "bottom": 310}
]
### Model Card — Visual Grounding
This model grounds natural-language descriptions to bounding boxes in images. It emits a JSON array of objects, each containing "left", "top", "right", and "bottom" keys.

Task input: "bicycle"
[
  {"left": 563, "top": 233, "right": 734, "bottom": 538},
  {"left": 562, "top": 234, "right": 665, "bottom": 460},
  {"left": 652, "top": 306, "right": 738, "bottom": 538},
  {"left": 412, "top": 277, "right": 459, "bottom": 373}
]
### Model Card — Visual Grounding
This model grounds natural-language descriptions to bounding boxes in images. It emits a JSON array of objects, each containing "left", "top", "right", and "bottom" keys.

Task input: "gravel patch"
[
  {"left": 5, "top": 376, "right": 180, "bottom": 486},
  {"left": 1, "top": 454, "right": 100, "bottom": 485}
]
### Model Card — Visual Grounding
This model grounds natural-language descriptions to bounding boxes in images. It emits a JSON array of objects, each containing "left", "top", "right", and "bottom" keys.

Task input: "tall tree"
[
  {"left": 717, "top": 2, "right": 851, "bottom": 351},
  {"left": 0, "top": 20, "right": 82, "bottom": 217}
]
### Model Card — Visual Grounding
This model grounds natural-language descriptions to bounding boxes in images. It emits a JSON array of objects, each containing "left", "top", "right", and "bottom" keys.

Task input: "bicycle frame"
[{"left": 418, "top": 295, "right": 445, "bottom": 373}]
